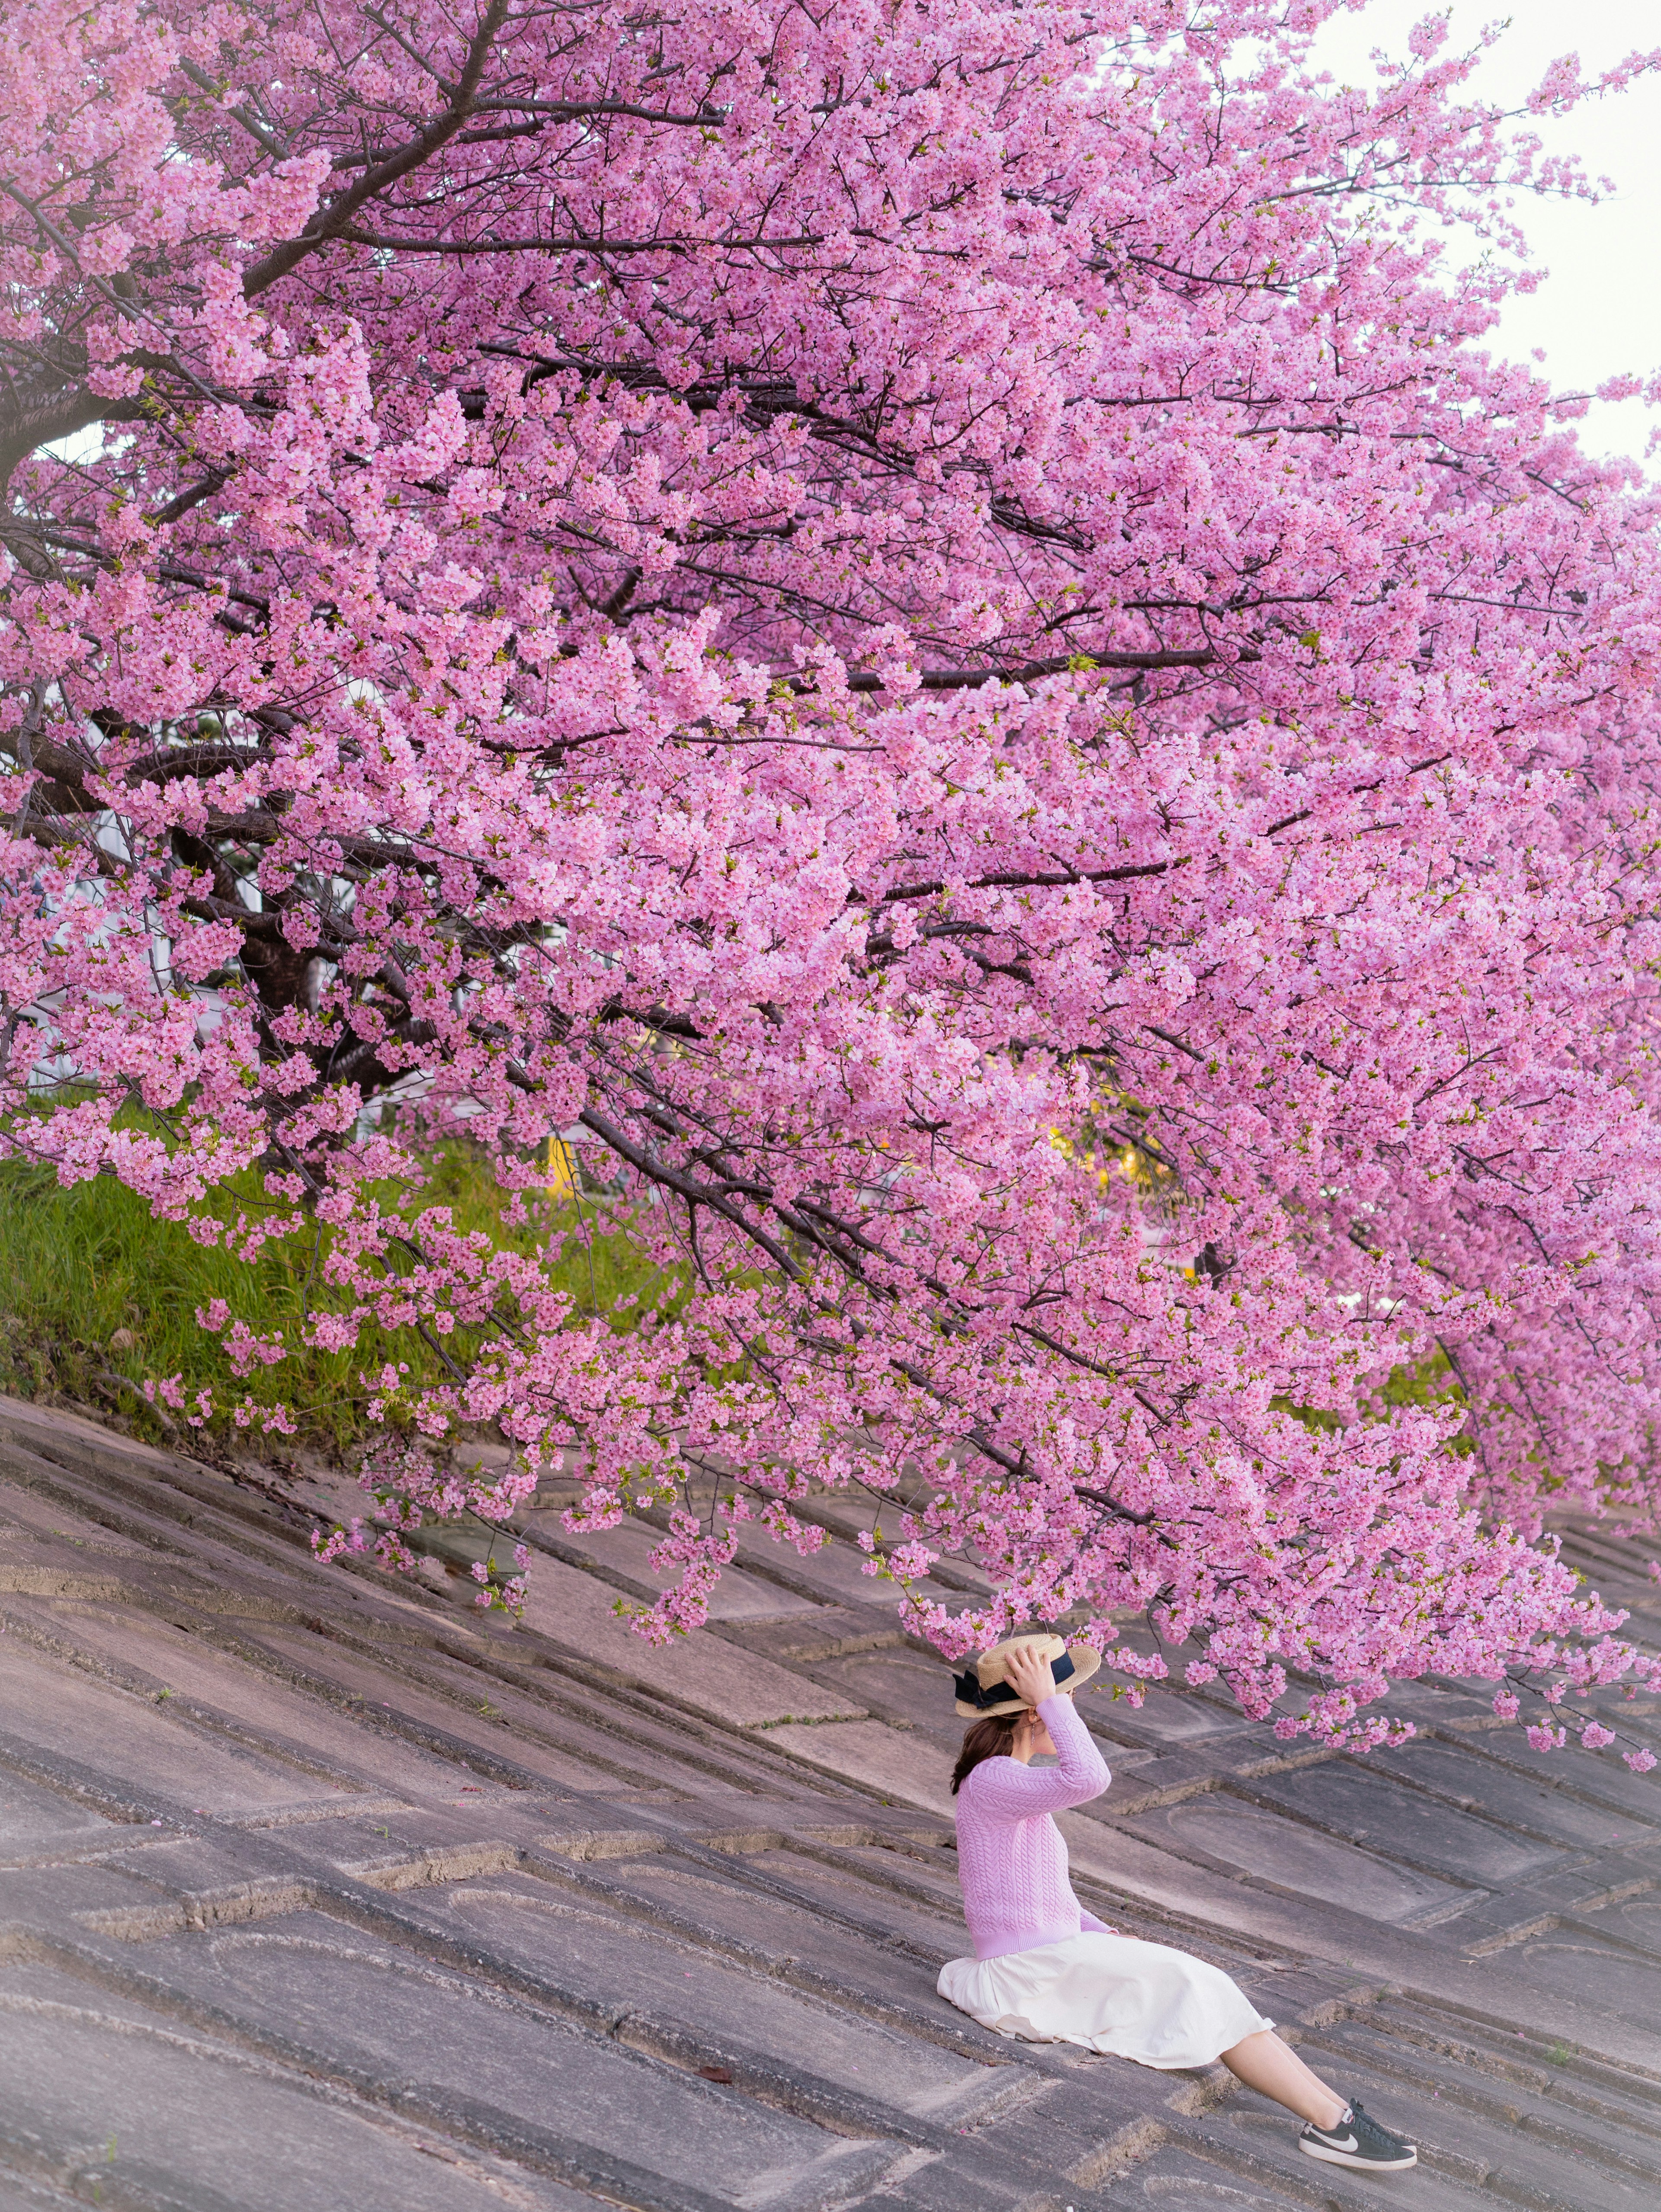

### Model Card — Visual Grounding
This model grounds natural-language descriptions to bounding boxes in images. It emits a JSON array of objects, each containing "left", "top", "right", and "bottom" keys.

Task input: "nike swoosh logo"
[{"left": 1318, "top": 2133, "right": 1360, "bottom": 2151}]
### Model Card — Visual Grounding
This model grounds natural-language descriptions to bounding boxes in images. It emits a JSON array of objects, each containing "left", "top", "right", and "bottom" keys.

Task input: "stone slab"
[
  {"left": 1580, "top": 1892, "right": 1661, "bottom": 1956},
  {"left": 147, "top": 1910, "right": 879, "bottom": 2202},
  {"left": 1372, "top": 1738, "right": 1653, "bottom": 1851},
  {"left": 4, "top": 1396, "right": 1661, "bottom": 2212},
  {"left": 1307, "top": 1999, "right": 1661, "bottom": 2178},
  {"left": 1245, "top": 1758, "right": 1566, "bottom": 1888},
  {"left": 1482, "top": 1928, "right": 1661, "bottom": 2031},
  {"left": 0, "top": 1962, "right": 592, "bottom": 2212},
  {"left": 0, "top": 1485, "right": 157, "bottom": 1556},
  {"left": 588, "top": 1856, "right": 946, "bottom": 1991},
  {"left": 1433, "top": 1728, "right": 1661, "bottom": 1822},
  {"left": 1196, "top": 2036, "right": 1654, "bottom": 2212},
  {"left": 439, "top": 1880, "right": 982, "bottom": 2108},
  {"left": 242, "top": 1622, "right": 631, "bottom": 1793},
  {"left": 734, "top": 1847, "right": 972, "bottom": 1956},
  {"left": 525, "top": 1516, "right": 824, "bottom": 1623},
  {"left": 0, "top": 1638, "right": 317, "bottom": 1815},
  {"left": 519, "top": 1556, "right": 863, "bottom": 1728},
  {"left": 1095, "top": 1687, "right": 1252, "bottom": 1746},
  {"left": 801, "top": 1645, "right": 972, "bottom": 1735},
  {"left": 1119, "top": 1794, "right": 1469, "bottom": 1925},
  {"left": 760, "top": 1720, "right": 956, "bottom": 1815},
  {"left": 0, "top": 1770, "right": 123, "bottom": 1862}
]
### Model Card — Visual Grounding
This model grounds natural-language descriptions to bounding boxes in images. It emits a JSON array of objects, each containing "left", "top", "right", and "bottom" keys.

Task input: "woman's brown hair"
[{"left": 950, "top": 1709, "right": 1022, "bottom": 1795}]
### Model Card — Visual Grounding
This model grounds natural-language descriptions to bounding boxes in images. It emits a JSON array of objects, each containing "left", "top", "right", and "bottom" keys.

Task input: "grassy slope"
[
  {"left": 0, "top": 1143, "right": 671, "bottom": 1463},
  {"left": 0, "top": 1133, "right": 1460, "bottom": 1482}
]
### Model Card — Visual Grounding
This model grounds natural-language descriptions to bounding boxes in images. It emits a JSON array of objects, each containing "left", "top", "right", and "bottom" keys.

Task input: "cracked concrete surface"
[{"left": 0, "top": 1393, "right": 1658, "bottom": 2210}]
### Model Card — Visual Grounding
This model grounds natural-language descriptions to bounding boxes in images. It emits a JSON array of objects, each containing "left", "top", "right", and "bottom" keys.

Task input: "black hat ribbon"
[{"left": 954, "top": 1649, "right": 1075, "bottom": 1711}]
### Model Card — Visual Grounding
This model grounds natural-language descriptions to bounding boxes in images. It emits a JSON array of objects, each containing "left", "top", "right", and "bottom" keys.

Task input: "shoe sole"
[{"left": 1299, "top": 2140, "right": 1418, "bottom": 2170}]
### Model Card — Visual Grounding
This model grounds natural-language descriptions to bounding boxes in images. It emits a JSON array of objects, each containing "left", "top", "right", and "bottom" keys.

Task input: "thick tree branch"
[{"left": 241, "top": 0, "right": 512, "bottom": 298}]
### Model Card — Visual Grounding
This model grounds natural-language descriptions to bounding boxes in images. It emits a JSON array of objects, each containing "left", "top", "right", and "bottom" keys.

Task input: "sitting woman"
[{"left": 938, "top": 1634, "right": 1417, "bottom": 2174}]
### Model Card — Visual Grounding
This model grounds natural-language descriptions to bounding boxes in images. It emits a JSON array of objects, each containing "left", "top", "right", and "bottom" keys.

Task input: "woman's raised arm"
[{"left": 962, "top": 1695, "right": 1109, "bottom": 1820}]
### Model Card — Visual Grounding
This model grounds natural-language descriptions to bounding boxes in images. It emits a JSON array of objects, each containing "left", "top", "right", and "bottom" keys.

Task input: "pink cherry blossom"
[{"left": 4, "top": 0, "right": 1661, "bottom": 1745}]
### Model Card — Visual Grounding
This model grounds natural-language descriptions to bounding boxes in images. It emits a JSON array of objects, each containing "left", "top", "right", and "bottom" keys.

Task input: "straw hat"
[{"left": 952, "top": 1631, "right": 1102, "bottom": 1719}]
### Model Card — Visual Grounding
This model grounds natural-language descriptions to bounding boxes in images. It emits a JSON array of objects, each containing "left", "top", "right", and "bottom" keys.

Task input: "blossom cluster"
[{"left": 3, "top": 0, "right": 1661, "bottom": 1749}]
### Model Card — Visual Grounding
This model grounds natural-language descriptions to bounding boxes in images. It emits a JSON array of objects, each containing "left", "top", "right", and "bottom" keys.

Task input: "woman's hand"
[{"left": 1003, "top": 1642, "right": 1059, "bottom": 1708}]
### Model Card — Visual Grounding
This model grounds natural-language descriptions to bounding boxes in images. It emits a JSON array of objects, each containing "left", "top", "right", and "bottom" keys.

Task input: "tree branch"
[{"left": 242, "top": 0, "right": 513, "bottom": 298}]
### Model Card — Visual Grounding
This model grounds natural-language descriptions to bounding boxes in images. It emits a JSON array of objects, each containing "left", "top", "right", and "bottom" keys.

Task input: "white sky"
[{"left": 1307, "top": 1, "right": 1661, "bottom": 469}]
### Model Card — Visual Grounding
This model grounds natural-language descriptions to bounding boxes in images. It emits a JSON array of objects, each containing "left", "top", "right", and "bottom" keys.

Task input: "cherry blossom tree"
[{"left": 5, "top": 0, "right": 1661, "bottom": 1753}]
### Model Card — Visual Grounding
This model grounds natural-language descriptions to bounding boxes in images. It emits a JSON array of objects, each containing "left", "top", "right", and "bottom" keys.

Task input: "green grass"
[
  {"left": 1270, "top": 1348, "right": 1475, "bottom": 1450},
  {"left": 0, "top": 1141, "right": 675, "bottom": 1463}
]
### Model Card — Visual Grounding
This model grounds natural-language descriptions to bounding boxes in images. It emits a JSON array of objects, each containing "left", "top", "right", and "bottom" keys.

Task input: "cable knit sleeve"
[{"left": 962, "top": 1694, "right": 1109, "bottom": 1821}]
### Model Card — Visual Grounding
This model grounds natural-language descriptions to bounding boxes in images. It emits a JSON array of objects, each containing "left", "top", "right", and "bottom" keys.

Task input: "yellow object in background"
[{"left": 546, "top": 1135, "right": 577, "bottom": 1198}]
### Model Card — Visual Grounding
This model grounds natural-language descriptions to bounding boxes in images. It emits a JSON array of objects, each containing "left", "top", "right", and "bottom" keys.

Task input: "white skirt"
[{"left": 938, "top": 1931, "right": 1273, "bottom": 2071}]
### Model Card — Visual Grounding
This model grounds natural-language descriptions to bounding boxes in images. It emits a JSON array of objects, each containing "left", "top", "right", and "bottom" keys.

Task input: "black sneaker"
[{"left": 1298, "top": 2102, "right": 1418, "bottom": 2171}]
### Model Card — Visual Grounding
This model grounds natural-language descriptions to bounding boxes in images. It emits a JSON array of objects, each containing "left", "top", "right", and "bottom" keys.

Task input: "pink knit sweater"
[{"left": 952, "top": 1694, "right": 1113, "bottom": 1960}]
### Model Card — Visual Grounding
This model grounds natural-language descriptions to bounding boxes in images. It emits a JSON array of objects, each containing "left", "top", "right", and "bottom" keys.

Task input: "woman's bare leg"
[{"left": 1219, "top": 2030, "right": 1347, "bottom": 2129}]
